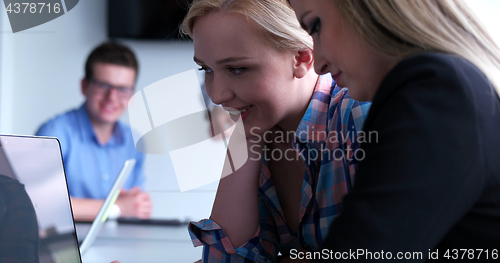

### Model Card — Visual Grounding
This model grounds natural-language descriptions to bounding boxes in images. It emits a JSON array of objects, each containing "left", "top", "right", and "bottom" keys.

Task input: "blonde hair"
[
  {"left": 181, "top": 0, "right": 312, "bottom": 52},
  {"left": 334, "top": 0, "right": 500, "bottom": 96}
]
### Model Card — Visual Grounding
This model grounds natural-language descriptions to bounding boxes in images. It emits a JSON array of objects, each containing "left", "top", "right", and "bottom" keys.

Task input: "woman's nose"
[
  {"left": 313, "top": 55, "right": 330, "bottom": 75},
  {"left": 206, "top": 75, "right": 234, "bottom": 105},
  {"left": 312, "top": 43, "right": 331, "bottom": 75}
]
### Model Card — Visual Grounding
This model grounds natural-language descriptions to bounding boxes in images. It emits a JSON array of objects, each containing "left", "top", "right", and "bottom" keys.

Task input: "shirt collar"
[
  {"left": 77, "top": 103, "right": 125, "bottom": 146},
  {"left": 294, "top": 74, "right": 337, "bottom": 150}
]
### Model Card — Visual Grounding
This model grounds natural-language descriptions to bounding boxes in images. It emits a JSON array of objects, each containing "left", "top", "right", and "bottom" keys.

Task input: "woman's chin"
[{"left": 345, "top": 86, "right": 368, "bottom": 102}]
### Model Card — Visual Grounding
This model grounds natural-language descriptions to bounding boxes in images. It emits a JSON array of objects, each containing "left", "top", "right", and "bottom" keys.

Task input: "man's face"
[{"left": 82, "top": 63, "right": 136, "bottom": 126}]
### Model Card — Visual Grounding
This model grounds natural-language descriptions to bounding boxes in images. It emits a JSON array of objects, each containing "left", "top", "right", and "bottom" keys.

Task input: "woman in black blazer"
[{"left": 289, "top": 0, "right": 500, "bottom": 261}]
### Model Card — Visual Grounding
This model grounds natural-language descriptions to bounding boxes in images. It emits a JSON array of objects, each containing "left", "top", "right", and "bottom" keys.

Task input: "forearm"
[
  {"left": 70, "top": 197, "right": 104, "bottom": 221},
  {"left": 210, "top": 139, "right": 263, "bottom": 248}
]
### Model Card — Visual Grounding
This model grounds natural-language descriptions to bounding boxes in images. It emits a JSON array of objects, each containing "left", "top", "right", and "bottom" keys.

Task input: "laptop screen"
[{"left": 0, "top": 135, "right": 82, "bottom": 263}]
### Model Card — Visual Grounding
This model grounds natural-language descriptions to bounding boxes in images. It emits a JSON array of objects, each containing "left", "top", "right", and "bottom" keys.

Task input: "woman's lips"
[
  {"left": 226, "top": 105, "right": 254, "bottom": 122},
  {"left": 240, "top": 105, "right": 253, "bottom": 121},
  {"left": 223, "top": 105, "right": 252, "bottom": 115}
]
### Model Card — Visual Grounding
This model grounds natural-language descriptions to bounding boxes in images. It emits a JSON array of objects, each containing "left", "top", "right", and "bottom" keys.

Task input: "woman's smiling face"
[
  {"left": 192, "top": 11, "right": 310, "bottom": 137},
  {"left": 290, "top": 0, "right": 398, "bottom": 101}
]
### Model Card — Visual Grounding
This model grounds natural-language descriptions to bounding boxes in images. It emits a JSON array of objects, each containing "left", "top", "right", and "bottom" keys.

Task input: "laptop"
[
  {"left": 78, "top": 158, "right": 135, "bottom": 254},
  {"left": 0, "top": 134, "right": 136, "bottom": 261},
  {"left": 0, "top": 134, "right": 82, "bottom": 263}
]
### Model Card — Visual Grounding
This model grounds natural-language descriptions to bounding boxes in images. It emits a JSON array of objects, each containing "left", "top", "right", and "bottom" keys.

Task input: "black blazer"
[{"left": 317, "top": 53, "right": 500, "bottom": 262}]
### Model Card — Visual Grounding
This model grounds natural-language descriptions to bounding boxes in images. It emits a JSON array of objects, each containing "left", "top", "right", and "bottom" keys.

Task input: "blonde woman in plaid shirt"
[{"left": 182, "top": 0, "right": 370, "bottom": 262}]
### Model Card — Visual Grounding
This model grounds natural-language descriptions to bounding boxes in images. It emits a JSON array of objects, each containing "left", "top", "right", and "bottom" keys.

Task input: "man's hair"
[{"left": 84, "top": 42, "right": 139, "bottom": 81}]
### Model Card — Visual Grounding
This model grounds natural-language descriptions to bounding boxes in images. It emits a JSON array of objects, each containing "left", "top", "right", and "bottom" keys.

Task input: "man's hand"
[{"left": 115, "top": 186, "right": 152, "bottom": 218}]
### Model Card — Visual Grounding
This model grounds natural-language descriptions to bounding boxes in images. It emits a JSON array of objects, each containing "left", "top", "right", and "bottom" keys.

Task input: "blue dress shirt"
[{"left": 36, "top": 104, "right": 145, "bottom": 199}]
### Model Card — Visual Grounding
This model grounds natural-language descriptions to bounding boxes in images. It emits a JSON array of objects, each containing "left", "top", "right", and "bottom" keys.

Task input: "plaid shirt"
[{"left": 189, "top": 74, "right": 371, "bottom": 262}]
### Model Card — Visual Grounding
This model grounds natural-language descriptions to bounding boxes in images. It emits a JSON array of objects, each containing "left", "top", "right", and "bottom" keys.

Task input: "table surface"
[{"left": 75, "top": 221, "right": 203, "bottom": 263}]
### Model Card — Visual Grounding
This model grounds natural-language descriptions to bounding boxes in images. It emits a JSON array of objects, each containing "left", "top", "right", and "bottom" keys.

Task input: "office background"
[
  {"left": 0, "top": 0, "right": 499, "bottom": 221},
  {"left": 0, "top": 0, "right": 216, "bottom": 222}
]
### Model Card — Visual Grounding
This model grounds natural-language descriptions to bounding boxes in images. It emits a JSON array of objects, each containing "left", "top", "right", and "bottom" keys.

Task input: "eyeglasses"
[{"left": 88, "top": 79, "right": 135, "bottom": 98}]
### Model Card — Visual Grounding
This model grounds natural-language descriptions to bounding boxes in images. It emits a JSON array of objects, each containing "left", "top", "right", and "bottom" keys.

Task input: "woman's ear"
[{"left": 293, "top": 48, "right": 314, "bottom": 79}]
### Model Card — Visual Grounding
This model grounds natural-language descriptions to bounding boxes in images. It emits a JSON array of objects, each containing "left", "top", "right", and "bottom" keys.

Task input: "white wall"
[{"left": 0, "top": 1, "right": 216, "bottom": 220}]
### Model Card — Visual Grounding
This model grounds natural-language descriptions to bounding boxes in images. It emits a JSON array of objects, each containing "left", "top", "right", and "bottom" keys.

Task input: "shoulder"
[
  {"left": 36, "top": 108, "right": 80, "bottom": 135},
  {"left": 388, "top": 52, "right": 485, "bottom": 80},
  {"left": 366, "top": 53, "right": 494, "bottom": 128},
  {"left": 0, "top": 174, "right": 25, "bottom": 200},
  {"left": 374, "top": 52, "right": 490, "bottom": 106},
  {"left": 0, "top": 174, "right": 20, "bottom": 187},
  {"left": 0, "top": 175, "right": 19, "bottom": 220}
]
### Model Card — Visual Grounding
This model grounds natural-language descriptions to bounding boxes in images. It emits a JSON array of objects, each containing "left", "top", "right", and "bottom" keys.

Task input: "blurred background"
[
  {"left": 0, "top": 0, "right": 499, "bottom": 222},
  {"left": 0, "top": 0, "right": 217, "bottom": 222}
]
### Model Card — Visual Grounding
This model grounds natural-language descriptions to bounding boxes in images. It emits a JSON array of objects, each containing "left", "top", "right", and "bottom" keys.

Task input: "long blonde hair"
[
  {"left": 181, "top": 0, "right": 312, "bottom": 52},
  {"left": 335, "top": 0, "right": 500, "bottom": 96}
]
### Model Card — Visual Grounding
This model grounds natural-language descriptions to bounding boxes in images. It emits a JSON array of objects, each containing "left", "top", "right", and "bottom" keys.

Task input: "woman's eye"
[
  {"left": 198, "top": 66, "right": 213, "bottom": 74},
  {"left": 229, "top": 67, "right": 246, "bottom": 74},
  {"left": 308, "top": 18, "right": 321, "bottom": 35}
]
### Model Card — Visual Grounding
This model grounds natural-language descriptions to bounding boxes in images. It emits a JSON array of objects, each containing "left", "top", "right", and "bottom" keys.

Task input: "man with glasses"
[{"left": 36, "top": 42, "right": 152, "bottom": 221}]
